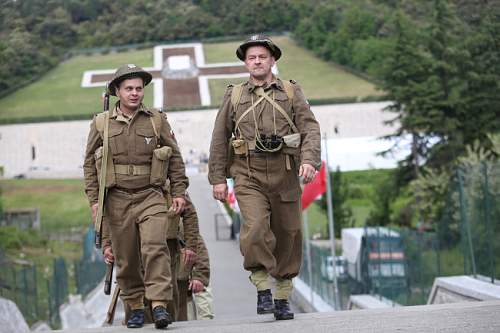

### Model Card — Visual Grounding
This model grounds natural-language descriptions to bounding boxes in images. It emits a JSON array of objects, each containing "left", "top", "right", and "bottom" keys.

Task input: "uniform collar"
[
  {"left": 110, "top": 102, "right": 152, "bottom": 119},
  {"left": 246, "top": 76, "right": 284, "bottom": 93}
]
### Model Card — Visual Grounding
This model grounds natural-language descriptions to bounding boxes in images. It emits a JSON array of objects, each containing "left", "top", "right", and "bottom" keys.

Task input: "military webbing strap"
[
  {"left": 231, "top": 80, "right": 295, "bottom": 108},
  {"left": 234, "top": 91, "right": 271, "bottom": 135},
  {"left": 256, "top": 89, "right": 299, "bottom": 133},
  {"left": 231, "top": 84, "right": 245, "bottom": 109},
  {"left": 149, "top": 110, "right": 162, "bottom": 148},
  {"left": 282, "top": 80, "right": 295, "bottom": 100},
  {"left": 95, "top": 111, "right": 109, "bottom": 248}
]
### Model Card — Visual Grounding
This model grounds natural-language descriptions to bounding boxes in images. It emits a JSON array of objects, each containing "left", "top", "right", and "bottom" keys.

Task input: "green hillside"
[
  {"left": 0, "top": 36, "right": 382, "bottom": 122},
  {"left": 206, "top": 36, "right": 383, "bottom": 104}
]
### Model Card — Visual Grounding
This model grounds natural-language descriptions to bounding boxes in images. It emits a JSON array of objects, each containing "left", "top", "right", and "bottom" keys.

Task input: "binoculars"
[{"left": 255, "top": 134, "right": 283, "bottom": 152}]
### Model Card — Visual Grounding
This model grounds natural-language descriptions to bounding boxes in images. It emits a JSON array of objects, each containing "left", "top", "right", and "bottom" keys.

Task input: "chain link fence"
[
  {"left": 0, "top": 251, "right": 69, "bottom": 327},
  {"left": 300, "top": 161, "right": 500, "bottom": 309},
  {"left": 0, "top": 227, "right": 106, "bottom": 328},
  {"left": 74, "top": 227, "right": 106, "bottom": 296}
]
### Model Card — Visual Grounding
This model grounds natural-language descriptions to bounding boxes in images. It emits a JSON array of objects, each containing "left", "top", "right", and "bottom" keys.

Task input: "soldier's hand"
[
  {"left": 183, "top": 248, "right": 196, "bottom": 267},
  {"left": 213, "top": 183, "right": 228, "bottom": 202},
  {"left": 103, "top": 246, "right": 115, "bottom": 265},
  {"left": 91, "top": 203, "right": 99, "bottom": 225},
  {"left": 299, "top": 163, "right": 316, "bottom": 184},
  {"left": 171, "top": 197, "right": 186, "bottom": 214},
  {"left": 189, "top": 279, "right": 205, "bottom": 294}
]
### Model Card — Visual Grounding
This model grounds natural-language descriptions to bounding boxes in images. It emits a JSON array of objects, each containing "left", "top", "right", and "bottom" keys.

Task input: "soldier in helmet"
[
  {"left": 84, "top": 64, "right": 193, "bottom": 329},
  {"left": 208, "top": 35, "right": 321, "bottom": 320}
]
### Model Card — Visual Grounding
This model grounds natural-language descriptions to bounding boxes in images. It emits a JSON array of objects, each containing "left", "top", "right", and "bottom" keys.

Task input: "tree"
[
  {"left": 379, "top": 10, "right": 434, "bottom": 183},
  {"left": 459, "top": 1, "right": 500, "bottom": 156}
]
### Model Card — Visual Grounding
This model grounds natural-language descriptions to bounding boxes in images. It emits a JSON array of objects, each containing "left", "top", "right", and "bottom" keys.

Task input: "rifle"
[
  {"left": 104, "top": 261, "right": 114, "bottom": 295},
  {"left": 105, "top": 284, "right": 120, "bottom": 325},
  {"left": 94, "top": 88, "right": 110, "bottom": 249}
]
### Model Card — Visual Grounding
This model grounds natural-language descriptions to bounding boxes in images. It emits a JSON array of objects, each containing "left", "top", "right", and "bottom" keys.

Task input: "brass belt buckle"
[{"left": 128, "top": 165, "right": 134, "bottom": 175}]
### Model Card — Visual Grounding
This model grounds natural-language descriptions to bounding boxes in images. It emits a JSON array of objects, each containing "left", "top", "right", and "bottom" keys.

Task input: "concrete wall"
[
  {"left": 428, "top": 276, "right": 500, "bottom": 304},
  {"left": 0, "top": 102, "right": 397, "bottom": 178}
]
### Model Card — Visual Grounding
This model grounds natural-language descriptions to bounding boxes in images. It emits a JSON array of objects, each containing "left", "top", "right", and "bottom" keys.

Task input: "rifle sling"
[{"left": 95, "top": 111, "right": 109, "bottom": 244}]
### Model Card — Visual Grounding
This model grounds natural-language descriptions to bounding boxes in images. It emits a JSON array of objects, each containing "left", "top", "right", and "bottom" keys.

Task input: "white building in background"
[{"left": 0, "top": 101, "right": 401, "bottom": 178}]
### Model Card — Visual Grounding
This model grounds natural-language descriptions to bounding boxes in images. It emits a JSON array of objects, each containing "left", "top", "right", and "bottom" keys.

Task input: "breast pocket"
[
  {"left": 108, "top": 126, "right": 126, "bottom": 157},
  {"left": 135, "top": 126, "right": 156, "bottom": 158},
  {"left": 235, "top": 96, "right": 256, "bottom": 139}
]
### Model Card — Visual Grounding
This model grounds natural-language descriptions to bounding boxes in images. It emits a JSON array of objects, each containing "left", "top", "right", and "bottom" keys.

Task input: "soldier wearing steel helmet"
[
  {"left": 83, "top": 64, "right": 193, "bottom": 329},
  {"left": 208, "top": 35, "right": 321, "bottom": 320}
]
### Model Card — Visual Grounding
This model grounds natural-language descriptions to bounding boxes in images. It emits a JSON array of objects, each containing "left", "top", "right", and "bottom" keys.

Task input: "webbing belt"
[{"left": 114, "top": 164, "right": 151, "bottom": 176}]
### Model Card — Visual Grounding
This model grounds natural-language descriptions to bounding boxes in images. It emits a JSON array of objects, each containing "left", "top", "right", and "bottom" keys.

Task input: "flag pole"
[
  {"left": 324, "top": 132, "right": 340, "bottom": 310},
  {"left": 303, "top": 209, "right": 314, "bottom": 306}
]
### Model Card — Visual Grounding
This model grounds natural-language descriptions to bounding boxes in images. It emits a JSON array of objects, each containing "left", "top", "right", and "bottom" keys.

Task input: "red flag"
[{"left": 301, "top": 161, "right": 327, "bottom": 210}]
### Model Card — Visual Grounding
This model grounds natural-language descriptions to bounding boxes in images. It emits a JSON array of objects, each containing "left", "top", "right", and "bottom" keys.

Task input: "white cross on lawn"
[{"left": 81, "top": 43, "right": 252, "bottom": 108}]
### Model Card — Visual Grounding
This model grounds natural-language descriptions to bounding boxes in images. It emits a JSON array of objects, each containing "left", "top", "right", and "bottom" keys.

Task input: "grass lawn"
[
  {"left": 0, "top": 50, "right": 154, "bottom": 120},
  {"left": 1, "top": 178, "right": 93, "bottom": 323},
  {"left": 204, "top": 36, "right": 384, "bottom": 103},
  {"left": 1, "top": 179, "right": 90, "bottom": 233},
  {"left": 0, "top": 36, "right": 382, "bottom": 121}
]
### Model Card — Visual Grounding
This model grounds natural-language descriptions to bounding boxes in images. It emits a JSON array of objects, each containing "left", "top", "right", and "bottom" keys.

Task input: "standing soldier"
[
  {"left": 84, "top": 64, "right": 189, "bottom": 329},
  {"left": 208, "top": 35, "right": 321, "bottom": 320}
]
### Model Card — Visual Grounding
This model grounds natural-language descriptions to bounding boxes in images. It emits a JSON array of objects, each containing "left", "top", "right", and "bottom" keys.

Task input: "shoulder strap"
[
  {"left": 282, "top": 80, "right": 295, "bottom": 100},
  {"left": 95, "top": 112, "right": 107, "bottom": 138},
  {"left": 95, "top": 111, "right": 109, "bottom": 244},
  {"left": 149, "top": 109, "right": 162, "bottom": 145},
  {"left": 231, "top": 84, "right": 244, "bottom": 109}
]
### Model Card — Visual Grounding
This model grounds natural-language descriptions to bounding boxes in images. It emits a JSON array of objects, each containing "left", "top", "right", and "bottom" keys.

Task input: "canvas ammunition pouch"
[
  {"left": 283, "top": 132, "right": 301, "bottom": 149},
  {"left": 231, "top": 138, "right": 248, "bottom": 155},
  {"left": 150, "top": 146, "right": 172, "bottom": 186}
]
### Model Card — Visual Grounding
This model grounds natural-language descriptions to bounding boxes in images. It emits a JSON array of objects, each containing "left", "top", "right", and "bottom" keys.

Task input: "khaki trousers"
[
  {"left": 167, "top": 239, "right": 180, "bottom": 321},
  {"left": 178, "top": 281, "right": 215, "bottom": 321},
  {"left": 123, "top": 238, "right": 180, "bottom": 324},
  {"left": 230, "top": 153, "right": 303, "bottom": 279},
  {"left": 177, "top": 279, "right": 190, "bottom": 321},
  {"left": 106, "top": 187, "right": 172, "bottom": 308},
  {"left": 188, "top": 287, "right": 214, "bottom": 320}
]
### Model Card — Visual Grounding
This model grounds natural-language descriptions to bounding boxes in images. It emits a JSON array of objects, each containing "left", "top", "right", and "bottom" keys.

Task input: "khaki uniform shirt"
[
  {"left": 208, "top": 77, "right": 321, "bottom": 185},
  {"left": 83, "top": 103, "right": 188, "bottom": 205},
  {"left": 165, "top": 192, "right": 200, "bottom": 252},
  {"left": 190, "top": 236, "right": 210, "bottom": 286},
  {"left": 178, "top": 235, "right": 210, "bottom": 287}
]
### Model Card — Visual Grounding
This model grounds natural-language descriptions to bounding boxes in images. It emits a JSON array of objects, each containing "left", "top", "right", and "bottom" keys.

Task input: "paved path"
[
  {"left": 57, "top": 300, "right": 500, "bottom": 333},
  {"left": 187, "top": 172, "right": 256, "bottom": 319}
]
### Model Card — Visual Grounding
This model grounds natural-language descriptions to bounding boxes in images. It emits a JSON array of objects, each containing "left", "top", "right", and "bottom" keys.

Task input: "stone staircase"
[{"left": 56, "top": 300, "right": 500, "bottom": 333}]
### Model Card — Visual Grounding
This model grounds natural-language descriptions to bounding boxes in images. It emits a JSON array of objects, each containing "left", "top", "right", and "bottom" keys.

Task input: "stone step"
[{"left": 56, "top": 300, "right": 500, "bottom": 333}]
